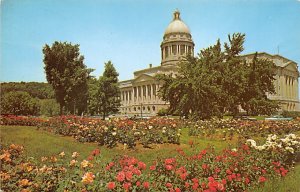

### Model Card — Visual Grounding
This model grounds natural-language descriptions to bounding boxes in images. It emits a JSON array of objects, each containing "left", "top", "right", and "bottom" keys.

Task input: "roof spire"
[{"left": 173, "top": 9, "right": 181, "bottom": 20}]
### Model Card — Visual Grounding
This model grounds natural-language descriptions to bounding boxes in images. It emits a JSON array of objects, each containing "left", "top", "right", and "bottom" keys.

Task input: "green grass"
[
  {"left": 0, "top": 126, "right": 234, "bottom": 163},
  {"left": 1, "top": 125, "right": 300, "bottom": 191}
]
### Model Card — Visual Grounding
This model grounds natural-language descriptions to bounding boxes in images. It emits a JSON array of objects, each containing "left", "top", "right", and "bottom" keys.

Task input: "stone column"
[
  {"left": 137, "top": 86, "right": 140, "bottom": 102},
  {"left": 292, "top": 78, "right": 294, "bottom": 99},
  {"left": 282, "top": 75, "right": 286, "bottom": 98},
  {"left": 134, "top": 87, "right": 136, "bottom": 103},
  {"left": 149, "top": 85, "right": 152, "bottom": 100},
  {"left": 286, "top": 77, "right": 288, "bottom": 98},
  {"left": 294, "top": 78, "right": 296, "bottom": 99},
  {"left": 296, "top": 79, "right": 299, "bottom": 100},
  {"left": 146, "top": 84, "right": 148, "bottom": 101}
]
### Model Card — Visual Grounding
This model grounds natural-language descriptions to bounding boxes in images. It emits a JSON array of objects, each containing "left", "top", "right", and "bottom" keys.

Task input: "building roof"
[{"left": 242, "top": 52, "right": 298, "bottom": 68}]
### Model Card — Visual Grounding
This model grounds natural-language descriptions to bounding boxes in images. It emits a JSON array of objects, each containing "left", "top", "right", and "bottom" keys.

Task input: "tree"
[
  {"left": 157, "top": 33, "right": 278, "bottom": 119},
  {"left": 1, "top": 91, "right": 40, "bottom": 115},
  {"left": 87, "top": 77, "right": 100, "bottom": 116},
  {"left": 1, "top": 82, "right": 54, "bottom": 99},
  {"left": 241, "top": 53, "right": 279, "bottom": 115},
  {"left": 43, "top": 41, "right": 93, "bottom": 115},
  {"left": 97, "top": 61, "right": 120, "bottom": 119},
  {"left": 39, "top": 99, "right": 60, "bottom": 117}
]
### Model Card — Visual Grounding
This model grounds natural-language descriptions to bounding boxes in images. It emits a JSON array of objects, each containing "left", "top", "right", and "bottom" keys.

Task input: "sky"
[{"left": 1, "top": 0, "right": 300, "bottom": 82}]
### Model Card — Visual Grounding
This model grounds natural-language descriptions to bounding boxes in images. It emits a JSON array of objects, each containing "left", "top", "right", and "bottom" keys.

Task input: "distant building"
[{"left": 119, "top": 10, "right": 299, "bottom": 116}]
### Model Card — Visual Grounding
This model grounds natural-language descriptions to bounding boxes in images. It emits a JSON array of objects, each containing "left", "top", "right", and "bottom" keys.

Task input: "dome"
[{"left": 164, "top": 10, "right": 191, "bottom": 35}]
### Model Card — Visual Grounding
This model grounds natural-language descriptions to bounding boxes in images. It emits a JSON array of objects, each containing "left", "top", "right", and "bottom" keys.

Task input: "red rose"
[
  {"left": 143, "top": 182, "right": 150, "bottom": 189},
  {"left": 150, "top": 165, "right": 156, "bottom": 171},
  {"left": 107, "top": 182, "right": 116, "bottom": 190},
  {"left": 166, "top": 183, "right": 173, "bottom": 188},
  {"left": 165, "top": 165, "right": 173, "bottom": 171},
  {"left": 116, "top": 171, "right": 125, "bottom": 182},
  {"left": 138, "top": 161, "right": 146, "bottom": 170},
  {"left": 258, "top": 176, "right": 267, "bottom": 183}
]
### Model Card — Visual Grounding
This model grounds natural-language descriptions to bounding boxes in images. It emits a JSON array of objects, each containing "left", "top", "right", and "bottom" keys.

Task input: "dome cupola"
[
  {"left": 164, "top": 10, "right": 191, "bottom": 35},
  {"left": 161, "top": 10, "right": 194, "bottom": 66}
]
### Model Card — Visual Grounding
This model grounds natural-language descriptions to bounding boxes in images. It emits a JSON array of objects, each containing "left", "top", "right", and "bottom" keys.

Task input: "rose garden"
[
  {"left": 2, "top": 28, "right": 300, "bottom": 192},
  {"left": 1, "top": 115, "right": 300, "bottom": 192}
]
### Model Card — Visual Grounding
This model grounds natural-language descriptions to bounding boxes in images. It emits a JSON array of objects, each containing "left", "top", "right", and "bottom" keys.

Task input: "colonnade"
[
  {"left": 278, "top": 75, "right": 298, "bottom": 100},
  {"left": 161, "top": 44, "right": 193, "bottom": 59},
  {"left": 120, "top": 83, "right": 160, "bottom": 105}
]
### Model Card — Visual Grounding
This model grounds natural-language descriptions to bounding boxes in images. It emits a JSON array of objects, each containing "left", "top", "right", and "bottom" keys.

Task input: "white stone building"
[{"left": 119, "top": 10, "right": 299, "bottom": 116}]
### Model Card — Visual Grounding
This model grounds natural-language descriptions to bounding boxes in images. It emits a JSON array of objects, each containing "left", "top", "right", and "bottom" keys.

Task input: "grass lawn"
[
  {"left": 0, "top": 125, "right": 236, "bottom": 164},
  {"left": 1, "top": 125, "right": 300, "bottom": 191}
]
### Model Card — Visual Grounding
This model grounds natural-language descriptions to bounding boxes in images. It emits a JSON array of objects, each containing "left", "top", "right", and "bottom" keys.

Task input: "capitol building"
[{"left": 119, "top": 10, "right": 299, "bottom": 116}]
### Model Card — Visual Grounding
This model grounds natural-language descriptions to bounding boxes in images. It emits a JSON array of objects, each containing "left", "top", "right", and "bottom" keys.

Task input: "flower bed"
[
  {"left": 0, "top": 115, "right": 46, "bottom": 126},
  {"left": 187, "top": 119, "right": 300, "bottom": 140},
  {"left": 1, "top": 133, "right": 299, "bottom": 192},
  {"left": 39, "top": 116, "right": 182, "bottom": 148}
]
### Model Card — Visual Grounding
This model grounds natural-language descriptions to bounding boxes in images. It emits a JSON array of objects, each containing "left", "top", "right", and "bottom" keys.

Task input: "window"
[{"left": 152, "top": 106, "right": 156, "bottom": 111}]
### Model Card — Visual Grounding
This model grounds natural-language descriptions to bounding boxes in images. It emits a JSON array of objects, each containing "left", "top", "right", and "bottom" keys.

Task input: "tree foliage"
[
  {"left": 1, "top": 91, "right": 40, "bottom": 115},
  {"left": 43, "top": 41, "right": 93, "bottom": 115},
  {"left": 39, "top": 99, "right": 60, "bottom": 117},
  {"left": 89, "top": 61, "right": 120, "bottom": 119},
  {"left": 157, "top": 33, "right": 278, "bottom": 119},
  {"left": 1, "top": 82, "right": 54, "bottom": 99}
]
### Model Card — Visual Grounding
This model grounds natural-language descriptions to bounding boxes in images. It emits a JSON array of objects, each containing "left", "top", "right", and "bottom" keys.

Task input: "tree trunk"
[
  {"left": 102, "top": 111, "right": 106, "bottom": 120},
  {"left": 60, "top": 104, "right": 63, "bottom": 116}
]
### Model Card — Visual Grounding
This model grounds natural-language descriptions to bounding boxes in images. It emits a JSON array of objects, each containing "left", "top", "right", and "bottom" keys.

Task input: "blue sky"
[{"left": 1, "top": 0, "right": 300, "bottom": 82}]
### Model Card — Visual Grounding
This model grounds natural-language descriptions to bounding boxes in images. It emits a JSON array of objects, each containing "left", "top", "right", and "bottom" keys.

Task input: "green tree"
[
  {"left": 1, "top": 82, "right": 54, "bottom": 99},
  {"left": 87, "top": 77, "right": 100, "bottom": 116},
  {"left": 241, "top": 53, "right": 279, "bottom": 115},
  {"left": 39, "top": 99, "right": 60, "bottom": 116},
  {"left": 157, "top": 33, "right": 278, "bottom": 119},
  {"left": 1, "top": 91, "right": 40, "bottom": 115},
  {"left": 43, "top": 41, "right": 93, "bottom": 115},
  {"left": 97, "top": 61, "right": 120, "bottom": 119}
]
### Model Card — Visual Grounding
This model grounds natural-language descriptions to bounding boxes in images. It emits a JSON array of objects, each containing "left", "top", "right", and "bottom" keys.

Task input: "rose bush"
[
  {"left": 1, "top": 136, "right": 299, "bottom": 192},
  {"left": 187, "top": 119, "right": 300, "bottom": 141}
]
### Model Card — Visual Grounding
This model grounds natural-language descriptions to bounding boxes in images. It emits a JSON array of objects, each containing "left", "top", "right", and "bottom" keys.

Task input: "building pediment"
[
  {"left": 132, "top": 74, "right": 155, "bottom": 84},
  {"left": 282, "top": 62, "right": 299, "bottom": 73}
]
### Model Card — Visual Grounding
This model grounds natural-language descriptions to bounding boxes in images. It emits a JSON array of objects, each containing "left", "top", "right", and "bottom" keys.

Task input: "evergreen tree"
[{"left": 97, "top": 61, "right": 120, "bottom": 119}]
